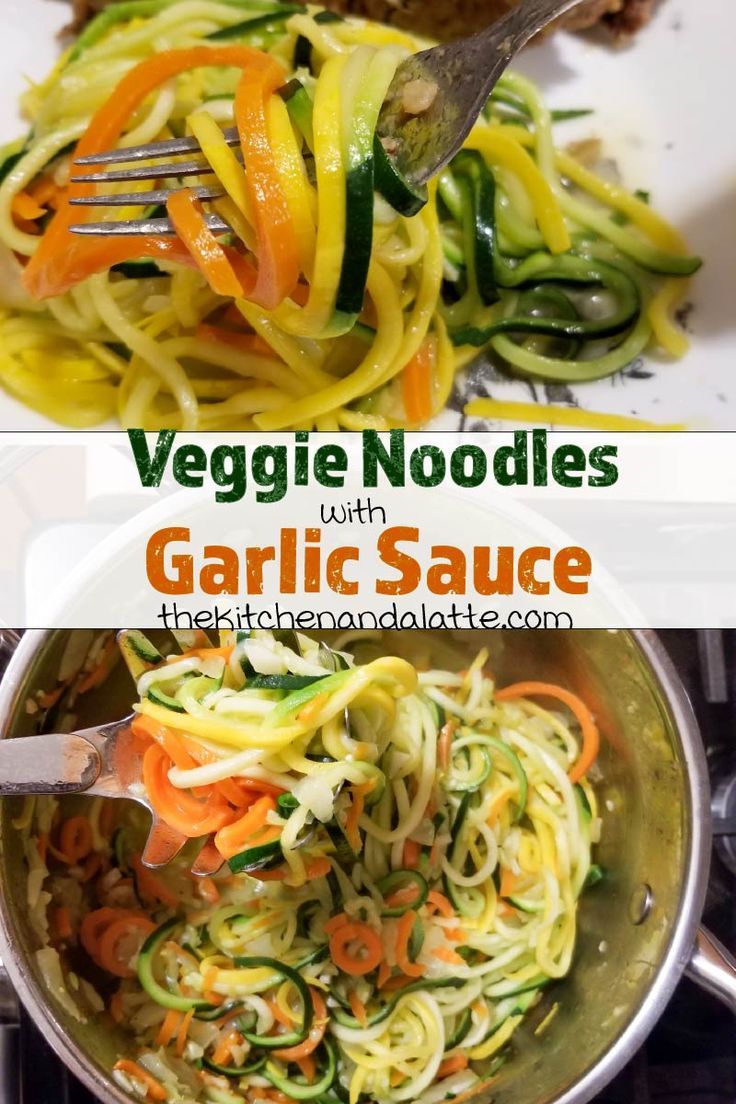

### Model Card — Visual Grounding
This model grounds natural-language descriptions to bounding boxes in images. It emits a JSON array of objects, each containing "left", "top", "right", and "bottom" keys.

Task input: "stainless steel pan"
[{"left": 0, "top": 628, "right": 734, "bottom": 1104}]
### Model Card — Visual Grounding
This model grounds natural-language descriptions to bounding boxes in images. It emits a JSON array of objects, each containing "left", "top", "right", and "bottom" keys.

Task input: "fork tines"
[{"left": 69, "top": 127, "right": 241, "bottom": 236}]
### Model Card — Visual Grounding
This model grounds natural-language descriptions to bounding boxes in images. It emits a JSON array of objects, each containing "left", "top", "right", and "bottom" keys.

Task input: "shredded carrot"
[
  {"left": 97, "top": 915, "right": 156, "bottom": 978},
  {"left": 390, "top": 1069, "right": 406, "bottom": 1087},
  {"left": 11, "top": 191, "right": 47, "bottom": 222},
  {"left": 499, "top": 867, "right": 519, "bottom": 899},
  {"left": 59, "top": 816, "right": 94, "bottom": 863},
  {"left": 109, "top": 990, "right": 124, "bottom": 1024},
  {"left": 438, "top": 720, "right": 456, "bottom": 774},
  {"left": 348, "top": 990, "right": 368, "bottom": 1027},
  {"left": 195, "top": 324, "right": 275, "bottom": 359},
  {"left": 132, "top": 855, "right": 180, "bottom": 909},
  {"left": 344, "top": 784, "right": 367, "bottom": 853},
  {"left": 211, "top": 1027, "right": 241, "bottom": 1066},
  {"left": 380, "top": 974, "right": 413, "bottom": 993},
  {"left": 176, "top": 1008, "right": 195, "bottom": 1057},
  {"left": 213, "top": 795, "right": 277, "bottom": 860},
  {"left": 395, "top": 910, "right": 425, "bottom": 978},
  {"left": 52, "top": 905, "right": 73, "bottom": 941},
  {"left": 80, "top": 852, "right": 103, "bottom": 883},
  {"left": 197, "top": 877, "right": 220, "bottom": 904},
  {"left": 202, "top": 965, "right": 219, "bottom": 991},
  {"left": 155, "top": 1009, "right": 182, "bottom": 1048},
  {"left": 273, "top": 990, "right": 328, "bottom": 1060},
  {"left": 438, "top": 1054, "right": 469, "bottom": 1078},
  {"left": 77, "top": 636, "right": 118, "bottom": 694},
  {"left": 36, "top": 833, "right": 48, "bottom": 864},
  {"left": 329, "top": 921, "right": 383, "bottom": 977},
  {"left": 143, "top": 744, "right": 234, "bottom": 838},
  {"left": 113, "top": 1060, "right": 167, "bottom": 1102},
  {"left": 495, "top": 681, "right": 600, "bottom": 783},
  {"left": 295, "top": 1055, "right": 316, "bottom": 1083},
  {"left": 384, "top": 885, "right": 423, "bottom": 911},
  {"left": 297, "top": 691, "right": 329, "bottom": 727},
  {"left": 263, "top": 996, "right": 293, "bottom": 1028},
  {"left": 376, "top": 960, "right": 392, "bottom": 989},
  {"left": 401, "top": 337, "right": 437, "bottom": 424},
  {"left": 323, "top": 912, "right": 349, "bottom": 936},
  {"left": 426, "top": 890, "right": 454, "bottom": 918},
  {"left": 38, "top": 686, "right": 64, "bottom": 710},
  {"left": 432, "top": 946, "right": 465, "bottom": 965},
  {"left": 402, "top": 839, "right": 421, "bottom": 870}
]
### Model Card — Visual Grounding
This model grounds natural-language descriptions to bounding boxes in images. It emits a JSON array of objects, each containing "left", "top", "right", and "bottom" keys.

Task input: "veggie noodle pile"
[
  {"left": 0, "top": 0, "right": 699, "bottom": 431},
  {"left": 28, "top": 629, "right": 603, "bottom": 1104}
]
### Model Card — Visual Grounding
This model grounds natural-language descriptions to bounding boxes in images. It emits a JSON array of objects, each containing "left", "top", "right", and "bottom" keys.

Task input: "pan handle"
[{"left": 685, "top": 926, "right": 736, "bottom": 1013}]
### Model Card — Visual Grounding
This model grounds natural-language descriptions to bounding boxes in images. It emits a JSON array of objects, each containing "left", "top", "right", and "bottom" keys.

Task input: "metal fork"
[
  {"left": 68, "top": 0, "right": 587, "bottom": 236},
  {"left": 0, "top": 718, "right": 226, "bottom": 875}
]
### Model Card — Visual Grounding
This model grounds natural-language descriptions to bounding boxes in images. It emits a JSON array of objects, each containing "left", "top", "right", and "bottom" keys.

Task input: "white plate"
[{"left": 0, "top": 0, "right": 734, "bottom": 430}]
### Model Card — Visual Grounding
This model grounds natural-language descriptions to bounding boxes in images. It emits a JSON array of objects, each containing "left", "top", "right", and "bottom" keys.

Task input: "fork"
[
  {"left": 0, "top": 717, "right": 226, "bottom": 875},
  {"left": 68, "top": 0, "right": 588, "bottom": 236}
]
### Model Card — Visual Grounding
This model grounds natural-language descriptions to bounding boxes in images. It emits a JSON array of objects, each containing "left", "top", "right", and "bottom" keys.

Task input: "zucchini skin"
[
  {"left": 376, "top": 869, "right": 429, "bottom": 917},
  {"left": 452, "top": 150, "right": 499, "bottom": 307},
  {"left": 227, "top": 837, "right": 283, "bottom": 875},
  {"left": 373, "top": 134, "right": 428, "bottom": 217},
  {"left": 137, "top": 918, "right": 217, "bottom": 1012},
  {"left": 235, "top": 957, "right": 313, "bottom": 1049},
  {"left": 331, "top": 977, "right": 463, "bottom": 1030},
  {"left": 334, "top": 158, "right": 374, "bottom": 317},
  {"left": 264, "top": 1038, "right": 338, "bottom": 1100},
  {"left": 207, "top": 6, "right": 301, "bottom": 40}
]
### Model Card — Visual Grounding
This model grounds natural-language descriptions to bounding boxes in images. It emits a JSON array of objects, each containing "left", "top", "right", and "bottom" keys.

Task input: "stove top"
[{"left": 1, "top": 630, "right": 734, "bottom": 1104}]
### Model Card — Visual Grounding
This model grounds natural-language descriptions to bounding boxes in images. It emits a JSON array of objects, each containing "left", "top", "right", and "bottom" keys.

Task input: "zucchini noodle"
[
  {"left": 30, "top": 628, "right": 604, "bottom": 1104},
  {"left": 0, "top": 0, "right": 699, "bottom": 429}
]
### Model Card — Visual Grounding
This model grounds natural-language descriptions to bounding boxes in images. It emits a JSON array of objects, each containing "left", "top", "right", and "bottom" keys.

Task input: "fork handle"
[
  {"left": 501, "top": 0, "right": 590, "bottom": 43},
  {"left": 0, "top": 734, "right": 101, "bottom": 797}
]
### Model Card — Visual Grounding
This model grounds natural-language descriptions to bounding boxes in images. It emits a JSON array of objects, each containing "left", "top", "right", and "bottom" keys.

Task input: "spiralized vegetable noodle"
[
  {"left": 0, "top": 0, "right": 699, "bottom": 429},
  {"left": 30, "top": 629, "right": 604, "bottom": 1104}
]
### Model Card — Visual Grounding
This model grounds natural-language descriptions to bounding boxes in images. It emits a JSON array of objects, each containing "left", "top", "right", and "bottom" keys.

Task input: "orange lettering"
[
  {"left": 554, "top": 546, "right": 592, "bottom": 595},
  {"left": 327, "top": 546, "right": 359, "bottom": 595},
  {"left": 376, "top": 526, "right": 420, "bottom": 595},
  {"left": 146, "top": 527, "right": 192, "bottom": 594}
]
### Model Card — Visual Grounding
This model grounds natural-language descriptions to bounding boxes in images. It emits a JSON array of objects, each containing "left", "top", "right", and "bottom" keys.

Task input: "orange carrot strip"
[
  {"left": 97, "top": 915, "right": 156, "bottom": 978},
  {"left": 344, "top": 784, "right": 367, "bottom": 853},
  {"left": 176, "top": 1009, "right": 194, "bottom": 1057},
  {"left": 52, "top": 905, "right": 73, "bottom": 941},
  {"left": 329, "top": 922, "right": 383, "bottom": 977},
  {"left": 272, "top": 991, "right": 328, "bottom": 1061},
  {"left": 132, "top": 854, "right": 180, "bottom": 910},
  {"left": 432, "top": 946, "right": 465, "bottom": 965},
  {"left": 23, "top": 46, "right": 291, "bottom": 302},
  {"left": 376, "top": 960, "right": 392, "bottom": 989},
  {"left": 196, "top": 324, "right": 274, "bottom": 360},
  {"left": 438, "top": 720, "right": 456, "bottom": 774},
  {"left": 495, "top": 681, "right": 600, "bottom": 783},
  {"left": 213, "top": 795, "right": 277, "bottom": 860},
  {"left": 438, "top": 1054, "right": 469, "bottom": 1078},
  {"left": 401, "top": 337, "right": 436, "bottom": 424},
  {"left": 348, "top": 991, "right": 368, "bottom": 1028},
  {"left": 499, "top": 867, "right": 518, "bottom": 899},
  {"left": 168, "top": 189, "right": 257, "bottom": 298},
  {"left": 156, "top": 1009, "right": 182, "bottom": 1048},
  {"left": 395, "top": 910, "right": 425, "bottom": 978},
  {"left": 59, "top": 816, "right": 93, "bottom": 863},
  {"left": 402, "top": 839, "right": 421, "bottom": 870},
  {"left": 113, "top": 1060, "right": 167, "bottom": 1102},
  {"left": 12, "top": 191, "right": 47, "bottom": 222}
]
